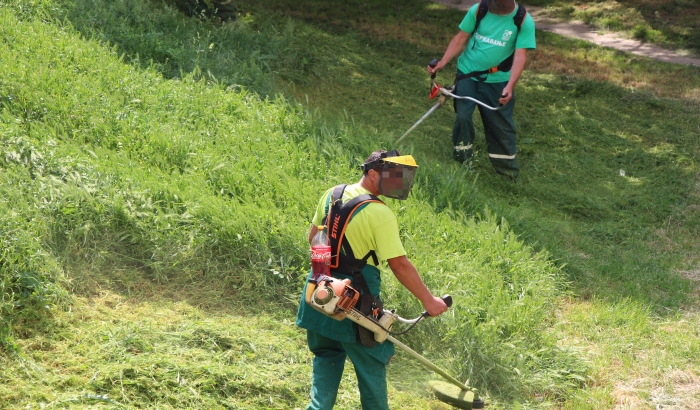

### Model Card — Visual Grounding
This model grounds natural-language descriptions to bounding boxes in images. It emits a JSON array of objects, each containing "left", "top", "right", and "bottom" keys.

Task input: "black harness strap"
[
  {"left": 321, "top": 184, "right": 386, "bottom": 348},
  {"left": 325, "top": 185, "right": 383, "bottom": 271}
]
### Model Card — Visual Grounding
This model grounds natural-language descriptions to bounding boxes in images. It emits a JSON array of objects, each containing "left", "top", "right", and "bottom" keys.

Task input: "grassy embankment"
[{"left": 1, "top": 0, "right": 699, "bottom": 408}]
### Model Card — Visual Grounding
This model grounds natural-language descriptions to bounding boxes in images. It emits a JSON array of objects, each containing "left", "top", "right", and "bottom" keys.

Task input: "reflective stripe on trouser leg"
[
  {"left": 475, "top": 81, "right": 519, "bottom": 177},
  {"left": 306, "top": 331, "right": 347, "bottom": 410},
  {"left": 452, "top": 73, "right": 478, "bottom": 163}
]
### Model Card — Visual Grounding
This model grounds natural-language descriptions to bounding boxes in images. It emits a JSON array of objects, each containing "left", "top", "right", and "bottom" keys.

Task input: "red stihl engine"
[{"left": 307, "top": 275, "right": 398, "bottom": 344}]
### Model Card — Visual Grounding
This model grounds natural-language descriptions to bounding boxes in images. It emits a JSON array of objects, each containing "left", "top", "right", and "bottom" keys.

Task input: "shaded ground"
[{"left": 430, "top": 0, "right": 700, "bottom": 67}]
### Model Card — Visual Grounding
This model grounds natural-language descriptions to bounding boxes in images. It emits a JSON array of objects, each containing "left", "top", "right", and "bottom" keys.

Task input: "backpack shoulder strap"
[
  {"left": 494, "top": 4, "right": 527, "bottom": 72},
  {"left": 321, "top": 184, "right": 346, "bottom": 227},
  {"left": 514, "top": 4, "right": 526, "bottom": 31},
  {"left": 472, "top": 0, "right": 489, "bottom": 35},
  {"left": 473, "top": 1, "right": 526, "bottom": 34},
  {"left": 330, "top": 184, "right": 347, "bottom": 208},
  {"left": 327, "top": 191, "right": 384, "bottom": 269}
]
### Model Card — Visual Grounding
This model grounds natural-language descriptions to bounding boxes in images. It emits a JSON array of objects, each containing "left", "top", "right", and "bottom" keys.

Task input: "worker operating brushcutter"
[
  {"left": 397, "top": 0, "right": 536, "bottom": 180},
  {"left": 296, "top": 149, "right": 448, "bottom": 410},
  {"left": 428, "top": 0, "right": 536, "bottom": 179}
]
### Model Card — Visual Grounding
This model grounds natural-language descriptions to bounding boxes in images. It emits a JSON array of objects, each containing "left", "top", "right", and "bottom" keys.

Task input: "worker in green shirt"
[
  {"left": 297, "top": 150, "right": 448, "bottom": 409},
  {"left": 428, "top": 0, "right": 536, "bottom": 179}
]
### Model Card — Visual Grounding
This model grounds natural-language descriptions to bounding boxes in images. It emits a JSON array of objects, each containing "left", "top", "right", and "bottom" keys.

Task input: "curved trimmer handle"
[
  {"left": 429, "top": 58, "right": 439, "bottom": 80},
  {"left": 422, "top": 294, "right": 452, "bottom": 317}
]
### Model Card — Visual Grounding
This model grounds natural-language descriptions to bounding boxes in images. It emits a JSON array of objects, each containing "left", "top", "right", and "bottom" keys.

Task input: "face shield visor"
[
  {"left": 361, "top": 151, "right": 418, "bottom": 200},
  {"left": 379, "top": 162, "right": 417, "bottom": 200}
]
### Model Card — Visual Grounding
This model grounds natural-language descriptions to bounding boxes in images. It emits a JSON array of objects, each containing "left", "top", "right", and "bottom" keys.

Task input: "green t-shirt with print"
[
  {"left": 457, "top": 2, "right": 536, "bottom": 83},
  {"left": 311, "top": 184, "right": 406, "bottom": 266}
]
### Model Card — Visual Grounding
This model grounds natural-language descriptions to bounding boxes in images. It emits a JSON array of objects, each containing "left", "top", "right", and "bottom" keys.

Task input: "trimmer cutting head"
[{"left": 429, "top": 380, "right": 484, "bottom": 409}]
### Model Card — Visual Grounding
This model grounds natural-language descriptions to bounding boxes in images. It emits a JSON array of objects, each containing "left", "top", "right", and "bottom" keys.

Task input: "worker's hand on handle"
[
  {"left": 429, "top": 31, "right": 470, "bottom": 77},
  {"left": 426, "top": 59, "right": 446, "bottom": 76},
  {"left": 499, "top": 85, "right": 514, "bottom": 106},
  {"left": 423, "top": 295, "right": 449, "bottom": 317}
]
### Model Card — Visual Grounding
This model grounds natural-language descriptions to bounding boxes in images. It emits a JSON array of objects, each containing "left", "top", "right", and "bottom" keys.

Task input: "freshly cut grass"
[{"left": 1, "top": 292, "right": 324, "bottom": 408}]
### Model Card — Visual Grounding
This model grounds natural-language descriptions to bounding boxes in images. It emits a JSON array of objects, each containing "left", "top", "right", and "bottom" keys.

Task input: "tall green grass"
[
  {"left": 0, "top": 2, "right": 333, "bottom": 287},
  {"left": 1, "top": 0, "right": 699, "bottom": 407},
  {"left": 0, "top": 0, "right": 585, "bottom": 406},
  {"left": 50, "top": 0, "right": 333, "bottom": 97}
]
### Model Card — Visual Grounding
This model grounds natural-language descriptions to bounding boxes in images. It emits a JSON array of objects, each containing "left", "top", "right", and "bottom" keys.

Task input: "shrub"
[{"left": 632, "top": 24, "right": 649, "bottom": 41}]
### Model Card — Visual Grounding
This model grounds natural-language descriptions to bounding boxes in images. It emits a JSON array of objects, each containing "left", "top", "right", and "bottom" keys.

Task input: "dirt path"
[{"left": 430, "top": 0, "right": 700, "bottom": 67}]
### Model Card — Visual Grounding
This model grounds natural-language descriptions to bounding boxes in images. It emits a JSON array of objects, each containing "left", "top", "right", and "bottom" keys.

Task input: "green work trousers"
[
  {"left": 306, "top": 330, "right": 389, "bottom": 410},
  {"left": 452, "top": 74, "right": 519, "bottom": 178}
]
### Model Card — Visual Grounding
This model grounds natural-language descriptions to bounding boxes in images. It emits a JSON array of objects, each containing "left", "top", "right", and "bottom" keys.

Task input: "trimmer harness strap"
[
  {"left": 322, "top": 184, "right": 388, "bottom": 348},
  {"left": 323, "top": 184, "right": 384, "bottom": 272},
  {"left": 456, "top": 0, "right": 527, "bottom": 82}
]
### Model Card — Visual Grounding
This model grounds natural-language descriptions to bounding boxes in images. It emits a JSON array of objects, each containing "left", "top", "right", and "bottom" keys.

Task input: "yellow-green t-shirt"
[{"left": 312, "top": 184, "right": 406, "bottom": 264}]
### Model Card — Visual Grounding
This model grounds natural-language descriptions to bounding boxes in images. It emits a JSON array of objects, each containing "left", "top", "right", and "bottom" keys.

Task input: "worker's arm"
[
  {"left": 499, "top": 48, "right": 527, "bottom": 105},
  {"left": 427, "top": 30, "right": 471, "bottom": 74},
  {"left": 387, "top": 255, "right": 448, "bottom": 317}
]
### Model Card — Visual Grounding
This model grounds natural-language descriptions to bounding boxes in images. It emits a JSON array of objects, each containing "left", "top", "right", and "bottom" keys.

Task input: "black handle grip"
[
  {"left": 429, "top": 58, "right": 439, "bottom": 79},
  {"left": 422, "top": 294, "right": 452, "bottom": 317},
  {"left": 442, "top": 294, "right": 453, "bottom": 308}
]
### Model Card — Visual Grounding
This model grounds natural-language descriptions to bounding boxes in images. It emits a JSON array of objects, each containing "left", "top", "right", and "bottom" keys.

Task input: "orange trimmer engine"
[
  {"left": 429, "top": 82, "right": 441, "bottom": 100},
  {"left": 307, "top": 275, "right": 398, "bottom": 344},
  {"left": 309, "top": 276, "right": 360, "bottom": 317}
]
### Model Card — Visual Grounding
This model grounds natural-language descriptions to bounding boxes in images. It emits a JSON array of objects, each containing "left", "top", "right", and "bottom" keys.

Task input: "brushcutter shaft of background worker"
[
  {"left": 395, "top": 59, "right": 444, "bottom": 144},
  {"left": 395, "top": 102, "right": 442, "bottom": 144},
  {"left": 428, "top": 57, "right": 502, "bottom": 111},
  {"left": 397, "top": 58, "right": 504, "bottom": 144}
]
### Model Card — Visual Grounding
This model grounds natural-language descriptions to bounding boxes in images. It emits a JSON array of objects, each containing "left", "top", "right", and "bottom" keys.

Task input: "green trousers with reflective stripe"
[
  {"left": 452, "top": 74, "right": 519, "bottom": 178},
  {"left": 306, "top": 330, "right": 389, "bottom": 410}
]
